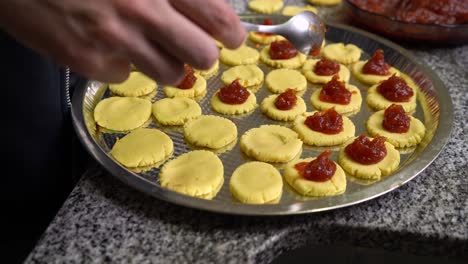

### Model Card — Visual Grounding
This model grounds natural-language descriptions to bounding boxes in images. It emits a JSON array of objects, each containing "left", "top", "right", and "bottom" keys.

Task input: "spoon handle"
[{"left": 241, "top": 22, "right": 280, "bottom": 34}]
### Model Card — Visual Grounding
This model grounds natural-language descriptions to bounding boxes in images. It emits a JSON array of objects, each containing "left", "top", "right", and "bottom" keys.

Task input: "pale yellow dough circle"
[
  {"left": 211, "top": 91, "right": 258, "bottom": 115},
  {"left": 366, "top": 110, "right": 426, "bottom": 148},
  {"left": 261, "top": 94, "right": 306, "bottom": 121},
  {"left": 339, "top": 137, "right": 400, "bottom": 180},
  {"left": 109, "top": 72, "right": 156, "bottom": 97},
  {"left": 94, "top": 97, "right": 152, "bottom": 131},
  {"left": 163, "top": 73, "right": 207, "bottom": 98},
  {"left": 195, "top": 60, "right": 219, "bottom": 79},
  {"left": 282, "top": 5, "right": 318, "bottom": 16},
  {"left": 229, "top": 162, "right": 283, "bottom": 204},
  {"left": 221, "top": 65, "right": 264, "bottom": 88},
  {"left": 248, "top": 0, "right": 284, "bottom": 14},
  {"left": 184, "top": 115, "right": 237, "bottom": 149},
  {"left": 284, "top": 157, "right": 346, "bottom": 197},
  {"left": 260, "top": 45, "right": 307, "bottom": 69},
  {"left": 240, "top": 125, "right": 303, "bottom": 163},
  {"left": 310, "top": 84, "right": 362, "bottom": 115},
  {"left": 352, "top": 61, "right": 400, "bottom": 85},
  {"left": 302, "top": 59, "right": 351, "bottom": 84},
  {"left": 249, "top": 32, "right": 285, "bottom": 45},
  {"left": 110, "top": 128, "right": 173, "bottom": 168},
  {"left": 152, "top": 97, "right": 201, "bottom": 126},
  {"left": 366, "top": 81, "right": 417, "bottom": 112},
  {"left": 160, "top": 150, "right": 224, "bottom": 199},
  {"left": 265, "top": 69, "right": 307, "bottom": 93},
  {"left": 308, "top": 0, "right": 342, "bottom": 6},
  {"left": 293, "top": 112, "right": 355, "bottom": 146},
  {"left": 220, "top": 45, "right": 260, "bottom": 66},
  {"left": 322, "top": 43, "right": 362, "bottom": 64}
]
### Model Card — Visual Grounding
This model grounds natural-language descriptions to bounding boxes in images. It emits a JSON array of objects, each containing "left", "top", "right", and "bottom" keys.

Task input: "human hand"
[{"left": 0, "top": 0, "right": 245, "bottom": 84}]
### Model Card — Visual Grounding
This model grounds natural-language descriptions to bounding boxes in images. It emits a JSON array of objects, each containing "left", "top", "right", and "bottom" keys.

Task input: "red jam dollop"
[
  {"left": 382, "top": 104, "right": 410, "bottom": 133},
  {"left": 269, "top": 40, "right": 298, "bottom": 60},
  {"left": 217, "top": 79, "right": 250, "bottom": 105},
  {"left": 275, "top": 88, "right": 297, "bottom": 110},
  {"left": 314, "top": 58, "right": 340, "bottom": 76},
  {"left": 256, "top": 18, "right": 274, "bottom": 36},
  {"left": 304, "top": 108, "right": 344, "bottom": 135},
  {"left": 377, "top": 75, "right": 414, "bottom": 102},
  {"left": 177, "top": 65, "right": 197, "bottom": 89},
  {"left": 294, "top": 150, "right": 336, "bottom": 182},
  {"left": 362, "top": 49, "right": 391, "bottom": 76},
  {"left": 319, "top": 76, "right": 352, "bottom": 105},
  {"left": 345, "top": 135, "right": 387, "bottom": 165}
]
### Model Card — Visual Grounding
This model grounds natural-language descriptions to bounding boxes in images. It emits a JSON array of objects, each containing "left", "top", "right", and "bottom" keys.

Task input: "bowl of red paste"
[{"left": 344, "top": 0, "right": 468, "bottom": 44}]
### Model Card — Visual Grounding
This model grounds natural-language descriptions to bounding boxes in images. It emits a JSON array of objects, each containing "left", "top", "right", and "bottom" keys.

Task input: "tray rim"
[{"left": 71, "top": 20, "right": 453, "bottom": 216}]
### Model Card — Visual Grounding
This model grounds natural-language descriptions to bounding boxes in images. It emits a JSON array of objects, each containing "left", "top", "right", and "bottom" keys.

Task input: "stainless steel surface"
[
  {"left": 242, "top": 11, "right": 325, "bottom": 54},
  {"left": 72, "top": 15, "right": 453, "bottom": 216}
]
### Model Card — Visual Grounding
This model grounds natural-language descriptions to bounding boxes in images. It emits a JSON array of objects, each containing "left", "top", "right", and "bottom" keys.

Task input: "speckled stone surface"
[{"left": 27, "top": 1, "right": 467, "bottom": 263}]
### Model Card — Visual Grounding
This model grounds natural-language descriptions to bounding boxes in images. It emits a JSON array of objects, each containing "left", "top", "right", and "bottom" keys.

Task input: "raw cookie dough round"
[
  {"left": 366, "top": 110, "right": 426, "bottom": 148},
  {"left": 163, "top": 73, "right": 207, "bottom": 98},
  {"left": 249, "top": 32, "right": 285, "bottom": 45},
  {"left": 265, "top": 69, "right": 307, "bottom": 93},
  {"left": 109, "top": 72, "right": 156, "bottom": 97},
  {"left": 160, "top": 150, "right": 224, "bottom": 199},
  {"left": 366, "top": 81, "right": 417, "bottom": 113},
  {"left": 307, "top": 0, "right": 341, "bottom": 6},
  {"left": 322, "top": 43, "right": 362, "bottom": 64},
  {"left": 152, "top": 97, "right": 202, "bottom": 126},
  {"left": 293, "top": 112, "right": 355, "bottom": 146},
  {"left": 338, "top": 137, "right": 400, "bottom": 180},
  {"left": 229, "top": 162, "right": 283, "bottom": 204},
  {"left": 248, "top": 0, "right": 284, "bottom": 14},
  {"left": 351, "top": 61, "right": 400, "bottom": 85},
  {"left": 110, "top": 128, "right": 173, "bottom": 168},
  {"left": 310, "top": 84, "right": 362, "bottom": 115},
  {"left": 260, "top": 45, "right": 307, "bottom": 69},
  {"left": 211, "top": 90, "right": 258, "bottom": 115},
  {"left": 261, "top": 94, "right": 307, "bottom": 121},
  {"left": 195, "top": 60, "right": 219, "bottom": 79},
  {"left": 302, "top": 59, "right": 351, "bottom": 84},
  {"left": 94, "top": 97, "right": 152, "bottom": 131},
  {"left": 220, "top": 45, "right": 260, "bottom": 66},
  {"left": 240, "top": 125, "right": 303, "bottom": 163},
  {"left": 221, "top": 65, "right": 264, "bottom": 89},
  {"left": 284, "top": 157, "right": 346, "bottom": 197},
  {"left": 282, "top": 5, "right": 318, "bottom": 16},
  {"left": 184, "top": 115, "right": 237, "bottom": 149}
]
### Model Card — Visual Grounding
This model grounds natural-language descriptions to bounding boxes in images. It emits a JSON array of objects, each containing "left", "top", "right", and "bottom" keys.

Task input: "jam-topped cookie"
[
  {"left": 260, "top": 40, "right": 307, "bottom": 69},
  {"left": 352, "top": 49, "right": 400, "bottom": 85},
  {"left": 366, "top": 74, "right": 417, "bottom": 112},
  {"left": 284, "top": 150, "right": 346, "bottom": 197},
  {"left": 164, "top": 65, "right": 207, "bottom": 98},
  {"left": 293, "top": 109, "right": 355, "bottom": 146},
  {"left": 302, "top": 58, "right": 351, "bottom": 84},
  {"left": 211, "top": 80, "right": 258, "bottom": 115},
  {"left": 310, "top": 76, "right": 362, "bottom": 115},
  {"left": 261, "top": 89, "right": 307, "bottom": 121},
  {"left": 366, "top": 104, "right": 426, "bottom": 148},
  {"left": 339, "top": 135, "right": 400, "bottom": 180}
]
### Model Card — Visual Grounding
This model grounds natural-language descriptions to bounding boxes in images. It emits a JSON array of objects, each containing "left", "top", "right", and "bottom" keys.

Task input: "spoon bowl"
[{"left": 241, "top": 11, "right": 325, "bottom": 54}]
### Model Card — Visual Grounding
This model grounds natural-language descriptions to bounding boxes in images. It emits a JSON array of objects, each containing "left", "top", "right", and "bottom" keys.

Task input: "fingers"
[{"left": 169, "top": 0, "right": 245, "bottom": 49}]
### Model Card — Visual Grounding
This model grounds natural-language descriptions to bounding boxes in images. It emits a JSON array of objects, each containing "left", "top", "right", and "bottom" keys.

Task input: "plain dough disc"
[
  {"left": 221, "top": 65, "right": 264, "bottom": 88},
  {"left": 248, "top": 0, "right": 284, "bottom": 14},
  {"left": 240, "top": 125, "right": 303, "bottom": 163},
  {"left": 94, "top": 97, "right": 152, "bottom": 131},
  {"left": 110, "top": 128, "right": 173, "bottom": 168},
  {"left": 261, "top": 94, "right": 307, "bottom": 121},
  {"left": 284, "top": 157, "right": 346, "bottom": 197},
  {"left": 184, "top": 115, "right": 238, "bottom": 149},
  {"left": 310, "top": 84, "right": 362, "bottom": 115},
  {"left": 321, "top": 43, "right": 362, "bottom": 64},
  {"left": 229, "top": 162, "right": 283, "bottom": 204},
  {"left": 308, "top": 0, "right": 342, "bottom": 6},
  {"left": 260, "top": 45, "right": 307, "bottom": 69},
  {"left": 160, "top": 150, "right": 224, "bottom": 199},
  {"left": 152, "top": 97, "right": 202, "bottom": 126},
  {"left": 248, "top": 32, "right": 285, "bottom": 45},
  {"left": 265, "top": 69, "right": 307, "bottom": 93},
  {"left": 302, "top": 59, "right": 351, "bottom": 84},
  {"left": 220, "top": 45, "right": 260, "bottom": 66},
  {"left": 293, "top": 112, "right": 355, "bottom": 146},
  {"left": 195, "top": 60, "right": 219, "bottom": 79},
  {"left": 163, "top": 73, "right": 207, "bottom": 98},
  {"left": 109, "top": 72, "right": 157, "bottom": 97},
  {"left": 352, "top": 61, "right": 400, "bottom": 85},
  {"left": 282, "top": 5, "right": 318, "bottom": 16}
]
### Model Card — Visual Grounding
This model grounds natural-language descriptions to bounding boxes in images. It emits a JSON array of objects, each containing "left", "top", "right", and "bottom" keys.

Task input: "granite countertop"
[{"left": 27, "top": 2, "right": 467, "bottom": 263}]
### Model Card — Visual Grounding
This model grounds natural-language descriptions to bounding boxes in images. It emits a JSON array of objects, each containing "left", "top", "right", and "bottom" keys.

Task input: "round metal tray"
[{"left": 72, "top": 16, "right": 453, "bottom": 215}]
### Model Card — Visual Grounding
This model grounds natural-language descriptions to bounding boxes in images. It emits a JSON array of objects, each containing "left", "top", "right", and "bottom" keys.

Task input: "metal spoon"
[{"left": 241, "top": 11, "right": 325, "bottom": 55}]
